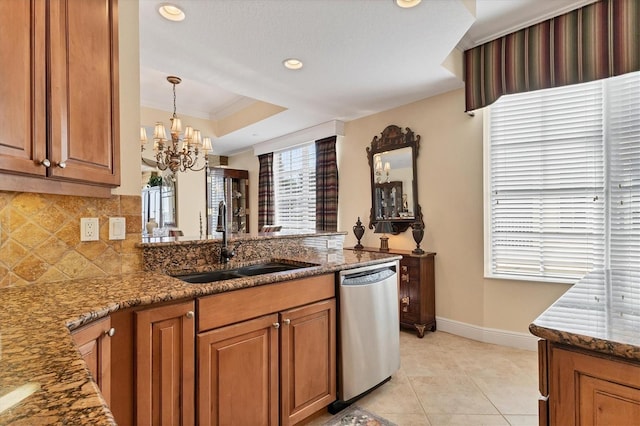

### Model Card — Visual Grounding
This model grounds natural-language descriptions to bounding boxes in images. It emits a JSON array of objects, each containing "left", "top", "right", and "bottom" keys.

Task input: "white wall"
[{"left": 337, "top": 89, "right": 570, "bottom": 334}]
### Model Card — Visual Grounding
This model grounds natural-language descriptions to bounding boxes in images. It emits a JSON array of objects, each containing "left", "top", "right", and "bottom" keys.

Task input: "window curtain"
[
  {"left": 315, "top": 136, "right": 338, "bottom": 231},
  {"left": 464, "top": 0, "right": 640, "bottom": 111},
  {"left": 257, "top": 153, "right": 275, "bottom": 229}
]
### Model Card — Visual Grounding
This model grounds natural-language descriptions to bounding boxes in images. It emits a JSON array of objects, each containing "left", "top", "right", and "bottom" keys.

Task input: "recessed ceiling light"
[
  {"left": 395, "top": 0, "right": 421, "bottom": 8},
  {"left": 283, "top": 58, "right": 303, "bottom": 70},
  {"left": 159, "top": 3, "right": 185, "bottom": 21}
]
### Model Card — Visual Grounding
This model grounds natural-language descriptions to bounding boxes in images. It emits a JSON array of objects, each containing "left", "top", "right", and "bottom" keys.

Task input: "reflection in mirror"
[
  {"left": 367, "top": 125, "right": 423, "bottom": 234},
  {"left": 141, "top": 161, "right": 177, "bottom": 236},
  {"left": 372, "top": 147, "right": 414, "bottom": 219}
]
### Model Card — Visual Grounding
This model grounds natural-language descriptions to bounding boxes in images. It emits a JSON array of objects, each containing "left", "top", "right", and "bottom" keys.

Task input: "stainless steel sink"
[{"left": 174, "top": 261, "right": 317, "bottom": 284}]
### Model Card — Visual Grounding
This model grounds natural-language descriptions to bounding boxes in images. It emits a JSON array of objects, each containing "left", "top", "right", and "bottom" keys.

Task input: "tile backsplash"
[{"left": 0, "top": 191, "right": 143, "bottom": 288}]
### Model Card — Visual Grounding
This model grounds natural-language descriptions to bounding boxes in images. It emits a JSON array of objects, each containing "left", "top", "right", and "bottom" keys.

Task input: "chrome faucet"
[{"left": 218, "top": 200, "right": 239, "bottom": 263}]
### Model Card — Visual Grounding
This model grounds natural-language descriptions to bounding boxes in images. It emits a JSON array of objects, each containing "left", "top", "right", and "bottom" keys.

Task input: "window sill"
[{"left": 484, "top": 272, "right": 582, "bottom": 285}]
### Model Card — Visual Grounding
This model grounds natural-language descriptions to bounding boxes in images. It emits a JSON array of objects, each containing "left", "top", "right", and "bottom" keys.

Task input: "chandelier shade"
[{"left": 140, "top": 76, "right": 212, "bottom": 173}]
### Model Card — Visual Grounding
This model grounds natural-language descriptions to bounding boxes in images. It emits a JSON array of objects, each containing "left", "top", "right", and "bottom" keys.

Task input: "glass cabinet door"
[{"left": 206, "top": 168, "right": 249, "bottom": 234}]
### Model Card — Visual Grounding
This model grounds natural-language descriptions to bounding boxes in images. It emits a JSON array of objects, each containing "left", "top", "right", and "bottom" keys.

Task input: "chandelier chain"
[{"left": 172, "top": 82, "right": 177, "bottom": 118}]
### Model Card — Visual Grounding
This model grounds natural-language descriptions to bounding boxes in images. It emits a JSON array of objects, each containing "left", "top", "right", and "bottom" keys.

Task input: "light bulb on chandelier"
[{"left": 140, "top": 76, "right": 212, "bottom": 173}]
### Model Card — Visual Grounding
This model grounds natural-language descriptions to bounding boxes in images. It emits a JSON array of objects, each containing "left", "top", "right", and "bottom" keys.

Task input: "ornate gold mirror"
[{"left": 367, "top": 125, "right": 423, "bottom": 233}]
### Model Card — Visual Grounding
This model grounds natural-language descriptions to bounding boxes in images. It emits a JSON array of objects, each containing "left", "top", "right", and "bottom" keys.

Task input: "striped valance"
[{"left": 464, "top": 0, "right": 640, "bottom": 111}]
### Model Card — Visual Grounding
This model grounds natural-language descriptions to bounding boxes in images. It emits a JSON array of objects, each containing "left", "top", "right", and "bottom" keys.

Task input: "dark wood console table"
[{"left": 348, "top": 247, "right": 436, "bottom": 338}]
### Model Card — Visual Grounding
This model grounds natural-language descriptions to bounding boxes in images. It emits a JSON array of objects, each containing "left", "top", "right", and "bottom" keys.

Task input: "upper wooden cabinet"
[{"left": 0, "top": 0, "right": 120, "bottom": 196}]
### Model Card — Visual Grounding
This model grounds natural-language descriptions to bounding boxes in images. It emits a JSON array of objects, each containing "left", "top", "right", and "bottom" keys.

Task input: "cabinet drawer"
[
  {"left": 198, "top": 274, "right": 335, "bottom": 332},
  {"left": 400, "top": 257, "right": 419, "bottom": 270}
]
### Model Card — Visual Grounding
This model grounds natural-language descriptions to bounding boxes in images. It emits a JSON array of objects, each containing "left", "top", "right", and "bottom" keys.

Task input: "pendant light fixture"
[{"left": 140, "top": 76, "right": 212, "bottom": 173}]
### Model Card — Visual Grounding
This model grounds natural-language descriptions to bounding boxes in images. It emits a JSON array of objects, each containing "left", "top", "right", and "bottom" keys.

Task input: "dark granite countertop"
[
  {"left": 530, "top": 269, "right": 640, "bottom": 361},
  {"left": 0, "top": 249, "right": 399, "bottom": 425},
  {"left": 139, "top": 230, "right": 347, "bottom": 247}
]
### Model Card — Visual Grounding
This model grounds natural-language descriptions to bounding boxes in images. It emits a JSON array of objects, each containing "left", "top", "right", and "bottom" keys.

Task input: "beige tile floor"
[{"left": 307, "top": 330, "right": 539, "bottom": 426}]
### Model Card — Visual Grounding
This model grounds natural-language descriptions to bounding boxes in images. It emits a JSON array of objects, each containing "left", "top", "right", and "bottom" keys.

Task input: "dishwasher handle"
[{"left": 341, "top": 266, "right": 396, "bottom": 286}]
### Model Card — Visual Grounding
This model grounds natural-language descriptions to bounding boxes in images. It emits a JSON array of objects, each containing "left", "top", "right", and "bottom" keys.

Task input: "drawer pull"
[
  {"left": 283, "top": 319, "right": 291, "bottom": 325},
  {"left": 401, "top": 273, "right": 409, "bottom": 282},
  {"left": 401, "top": 266, "right": 408, "bottom": 273},
  {"left": 401, "top": 296, "right": 410, "bottom": 312}
]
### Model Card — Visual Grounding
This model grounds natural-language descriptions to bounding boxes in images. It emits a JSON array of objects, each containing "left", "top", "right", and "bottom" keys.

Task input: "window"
[
  {"left": 274, "top": 143, "right": 316, "bottom": 230},
  {"left": 486, "top": 71, "right": 640, "bottom": 282}
]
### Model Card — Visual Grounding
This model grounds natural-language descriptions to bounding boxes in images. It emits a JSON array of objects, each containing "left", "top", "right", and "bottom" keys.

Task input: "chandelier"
[
  {"left": 374, "top": 154, "right": 390, "bottom": 183},
  {"left": 140, "top": 76, "right": 212, "bottom": 173}
]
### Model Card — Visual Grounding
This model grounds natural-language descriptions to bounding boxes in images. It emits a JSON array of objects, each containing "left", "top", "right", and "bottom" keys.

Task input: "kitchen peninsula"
[
  {"left": 0, "top": 231, "right": 400, "bottom": 424},
  {"left": 529, "top": 269, "right": 640, "bottom": 425}
]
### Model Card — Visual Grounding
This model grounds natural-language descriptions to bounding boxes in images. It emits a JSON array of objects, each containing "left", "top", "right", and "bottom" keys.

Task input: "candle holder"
[{"left": 352, "top": 217, "right": 365, "bottom": 249}]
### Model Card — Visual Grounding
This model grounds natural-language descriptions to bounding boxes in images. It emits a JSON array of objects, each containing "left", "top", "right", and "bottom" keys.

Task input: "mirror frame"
[{"left": 367, "top": 125, "right": 424, "bottom": 233}]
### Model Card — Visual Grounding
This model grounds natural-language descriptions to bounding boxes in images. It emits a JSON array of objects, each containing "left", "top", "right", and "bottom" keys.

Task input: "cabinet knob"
[
  {"left": 283, "top": 319, "right": 291, "bottom": 325},
  {"left": 105, "top": 327, "right": 116, "bottom": 337},
  {"left": 56, "top": 161, "right": 67, "bottom": 168},
  {"left": 401, "top": 273, "right": 409, "bottom": 282},
  {"left": 185, "top": 311, "right": 194, "bottom": 319},
  {"left": 401, "top": 266, "right": 408, "bottom": 273},
  {"left": 41, "top": 159, "right": 51, "bottom": 168},
  {"left": 273, "top": 322, "right": 280, "bottom": 329},
  {"left": 401, "top": 296, "right": 410, "bottom": 312}
]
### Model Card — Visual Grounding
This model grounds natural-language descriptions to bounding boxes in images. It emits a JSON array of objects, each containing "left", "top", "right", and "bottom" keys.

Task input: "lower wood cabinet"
[
  {"left": 104, "top": 275, "right": 335, "bottom": 426},
  {"left": 198, "top": 314, "right": 280, "bottom": 426},
  {"left": 541, "top": 341, "right": 640, "bottom": 425},
  {"left": 280, "top": 299, "right": 336, "bottom": 425},
  {"left": 398, "top": 251, "right": 436, "bottom": 337},
  {"left": 71, "top": 316, "right": 114, "bottom": 405},
  {"left": 135, "top": 300, "right": 195, "bottom": 426},
  {"left": 197, "top": 274, "right": 336, "bottom": 425}
]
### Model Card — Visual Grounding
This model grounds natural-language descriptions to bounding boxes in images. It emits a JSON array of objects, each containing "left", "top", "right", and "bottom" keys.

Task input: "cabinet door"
[
  {"left": 551, "top": 346, "right": 640, "bottom": 425},
  {"left": 280, "top": 299, "right": 336, "bottom": 426},
  {"left": 71, "top": 316, "right": 113, "bottom": 405},
  {"left": 0, "top": 0, "right": 46, "bottom": 176},
  {"left": 136, "top": 300, "right": 195, "bottom": 426},
  {"left": 198, "top": 314, "right": 279, "bottom": 426},
  {"left": 48, "top": 0, "right": 120, "bottom": 186}
]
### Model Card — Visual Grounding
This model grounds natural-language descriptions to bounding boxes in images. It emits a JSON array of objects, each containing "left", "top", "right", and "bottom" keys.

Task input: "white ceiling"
[{"left": 139, "top": 0, "right": 593, "bottom": 156}]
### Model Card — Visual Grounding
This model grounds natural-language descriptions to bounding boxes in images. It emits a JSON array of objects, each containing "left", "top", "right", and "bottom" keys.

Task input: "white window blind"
[
  {"left": 488, "top": 83, "right": 606, "bottom": 281},
  {"left": 487, "top": 71, "right": 640, "bottom": 282},
  {"left": 274, "top": 143, "right": 316, "bottom": 231},
  {"left": 608, "top": 73, "right": 640, "bottom": 270}
]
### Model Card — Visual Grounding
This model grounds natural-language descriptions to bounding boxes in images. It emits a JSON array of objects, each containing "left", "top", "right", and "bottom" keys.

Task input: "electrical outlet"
[
  {"left": 327, "top": 239, "right": 338, "bottom": 249},
  {"left": 109, "top": 217, "right": 126, "bottom": 240},
  {"left": 80, "top": 218, "right": 99, "bottom": 242}
]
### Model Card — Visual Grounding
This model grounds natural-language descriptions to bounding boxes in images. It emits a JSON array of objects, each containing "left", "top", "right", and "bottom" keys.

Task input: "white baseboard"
[{"left": 435, "top": 316, "right": 539, "bottom": 351}]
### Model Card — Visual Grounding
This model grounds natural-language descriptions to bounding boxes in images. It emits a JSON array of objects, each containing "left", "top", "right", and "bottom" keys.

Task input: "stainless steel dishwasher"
[{"left": 331, "top": 260, "right": 400, "bottom": 412}]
